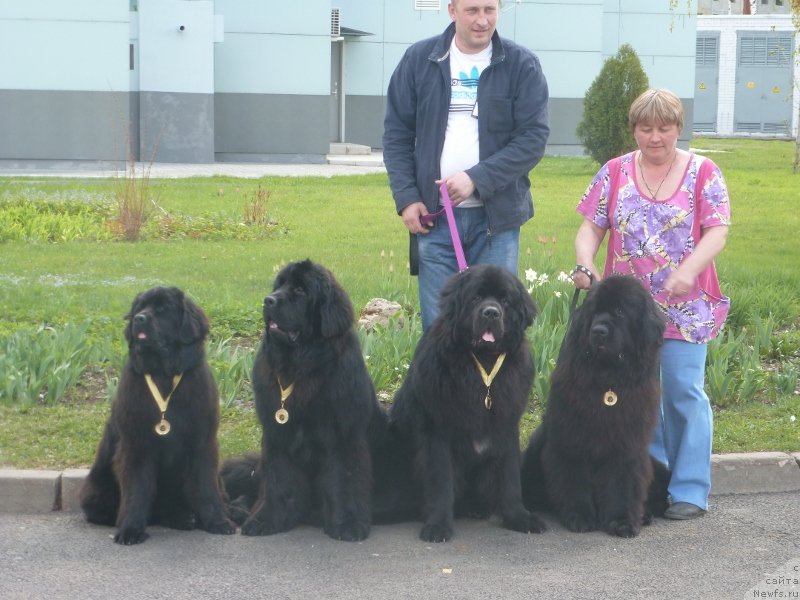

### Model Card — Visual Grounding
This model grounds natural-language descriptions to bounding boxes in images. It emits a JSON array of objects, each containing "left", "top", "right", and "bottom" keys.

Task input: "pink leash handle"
[{"left": 439, "top": 183, "right": 468, "bottom": 272}]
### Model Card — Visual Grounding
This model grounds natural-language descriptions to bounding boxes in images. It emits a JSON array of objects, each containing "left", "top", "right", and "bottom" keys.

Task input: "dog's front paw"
[
  {"left": 240, "top": 515, "right": 284, "bottom": 536},
  {"left": 420, "top": 521, "right": 453, "bottom": 543},
  {"left": 326, "top": 519, "right": 370, "bottom": 542},
  {"left": 503, "top": 509, "right": 546, "bottom": 534},
  {"left": 605, "top": 518, "right": 640, "bottom": 538},
  {"left": 561, "top": 511, "right": 596, "bottom": 533},
  {"left": 228, "top": 498, "right": 251, "bottom": 526},
  {"left": 205, "top": 518, "right": 237, "bottom": 535},
  {"left": 114, "top": 526, "right": 149, "bottom": 545}
]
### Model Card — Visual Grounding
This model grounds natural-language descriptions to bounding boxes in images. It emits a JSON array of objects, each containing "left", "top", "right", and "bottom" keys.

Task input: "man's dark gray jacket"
[{"left": 383, "top": 22, "right": 550, "bottom": 234}]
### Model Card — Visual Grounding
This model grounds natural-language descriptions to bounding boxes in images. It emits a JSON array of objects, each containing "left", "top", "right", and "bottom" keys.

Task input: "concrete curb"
[
  {"left": 711, "top": 452, "right": 800, "bottom": 495},
  {"left": 2, "top": 452, "right": 799, "bottom": 515}
]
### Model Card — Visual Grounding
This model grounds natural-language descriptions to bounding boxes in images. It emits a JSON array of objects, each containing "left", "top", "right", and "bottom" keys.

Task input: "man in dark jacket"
[{"left": 383, "top": 0, "right": 549, "bottom": 330}]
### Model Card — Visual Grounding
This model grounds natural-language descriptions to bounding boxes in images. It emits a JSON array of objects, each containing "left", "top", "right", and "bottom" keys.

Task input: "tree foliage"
[{"left": 576, "top": 44, "right": 650, "bottom": 165}]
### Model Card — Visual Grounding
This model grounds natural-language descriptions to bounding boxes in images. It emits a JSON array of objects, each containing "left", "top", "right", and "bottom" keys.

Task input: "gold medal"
[
  {"left": 603, "top": 390, "right": 618, "bottom": 407},
  {"left": 274, "top": 379, "right": 294, "bottom": 426},
  {"left": 484, "top": 391, "right": 492, "bottom": 410},
  {"left": 155, "top": 417, "right": 171, "bottom": 435}
]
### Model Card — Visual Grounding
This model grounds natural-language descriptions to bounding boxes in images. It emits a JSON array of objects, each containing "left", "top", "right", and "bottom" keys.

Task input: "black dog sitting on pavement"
[
  {"left": 521, "top": 275, "right": 670, "bottom": 538},
  {"left": 221, "top": 260, "right": 385, "bottom": 541},
  {"left": 80, "top": 287, "right": 236, "bottom": 545},
  {"left": 385, "top": 265, "right": 546, "bottom": 542}
]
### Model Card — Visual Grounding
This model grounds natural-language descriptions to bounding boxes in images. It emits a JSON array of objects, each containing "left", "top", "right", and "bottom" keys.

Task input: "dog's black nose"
[
  {"left": 264, "top": 295, "right": 277, "bottom": 308},
  {"left": 482, "top": 305, "right": 501, "bottom": 320},
  {"left": 591, "top": 323, "right": 609, "bottom": 339},
  {"left": 133, "top": 312, "right": 147, "bottom": 325}
]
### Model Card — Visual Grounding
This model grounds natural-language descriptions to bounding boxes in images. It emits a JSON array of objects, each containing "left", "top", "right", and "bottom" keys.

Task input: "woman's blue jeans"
[{"left": 650, "top": 339, "right": 713, "bottom": 510}]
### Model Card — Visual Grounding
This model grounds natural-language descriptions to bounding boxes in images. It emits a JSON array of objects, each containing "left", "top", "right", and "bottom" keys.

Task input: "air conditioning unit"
[{"left": 331, "top": 8, "right": 341, "bottom": 37}]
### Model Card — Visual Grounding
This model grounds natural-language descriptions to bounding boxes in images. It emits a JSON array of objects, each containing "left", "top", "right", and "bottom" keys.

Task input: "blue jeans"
[
  {"left": 649, "top": 339, "right": 713, "bottom": 510},
  {"left": 416, "top": 206, "right": 519, "bottom": 330}
]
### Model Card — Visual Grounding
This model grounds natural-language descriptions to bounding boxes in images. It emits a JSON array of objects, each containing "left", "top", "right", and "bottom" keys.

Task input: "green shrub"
[
  {"left": 576, "top": 44, "right": 649, "bottom": 165},
  {"left": 0, "top": 195, "right": 115, "bottom": 242},
  {"left": 0, "top": 324, "right": 103, "bottom": 404}
]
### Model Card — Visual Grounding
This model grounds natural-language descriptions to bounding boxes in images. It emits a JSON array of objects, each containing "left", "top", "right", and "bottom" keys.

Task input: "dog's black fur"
[
  {"left": 387, "top": 265, "right": 545, "bottom": 542},
  {"left": 221, "top": 260, "right": 383, "bottom": 541},
  {"left": 80, "top": 287, "right": 236, "bottom": 545},
  {"left": 521, "top": 275, "right": 670, "bottom": 538}
]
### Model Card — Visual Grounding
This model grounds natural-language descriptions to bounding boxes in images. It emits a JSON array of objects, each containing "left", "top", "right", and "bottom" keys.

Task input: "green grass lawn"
[{"left": 0, "top": 137, "right": 798, "bottom": 469}]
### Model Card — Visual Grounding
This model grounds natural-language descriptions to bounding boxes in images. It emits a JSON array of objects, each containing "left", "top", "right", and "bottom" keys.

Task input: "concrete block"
[
  {"left": 711, "top": 452, "right": 800, "bottom": 495},
  {"left": 61, "top": 469, "right": 89, "bottom": 513},
  {"left": 0, "top": 469, "right": 61, "bottom": 513},
  {"left": 329, "top": 142, "right": 371, "bottom": 155}
]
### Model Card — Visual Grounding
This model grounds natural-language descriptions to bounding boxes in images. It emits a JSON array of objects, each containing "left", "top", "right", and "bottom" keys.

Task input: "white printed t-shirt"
[{"left": 439, "top": 39, "right": 492, "bottom": 208}]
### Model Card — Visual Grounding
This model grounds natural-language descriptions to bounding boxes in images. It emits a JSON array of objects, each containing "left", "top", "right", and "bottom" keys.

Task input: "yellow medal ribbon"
[
  {"left": 144, "top": 373, "right": 183, "bottom": 435},
  {"left": 470, "top": 352, "right": 507, "bottom": 410},
  {"left": 274, "top": 379, "right": 295, "bottom": 425}
]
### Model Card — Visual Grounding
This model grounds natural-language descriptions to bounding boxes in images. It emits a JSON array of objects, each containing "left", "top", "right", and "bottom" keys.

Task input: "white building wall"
[
  {"left": 698, "top": 15, "right": 799, "bottom": 137},
  {"left": 0, "top": 0, "right": 129, "bottom": 92}
]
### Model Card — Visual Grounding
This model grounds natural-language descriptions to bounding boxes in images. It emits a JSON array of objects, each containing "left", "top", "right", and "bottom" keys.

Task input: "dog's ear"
[
  {"left": 563, "top": 289, "right": 593, "bottom": 358},
  {"left": 515, "top": 278, "right": 538, "bottom": 328},
  {"left": 640, "top": 294, "right": 667, "bottom": 349},
  {"left": 319, "top": 275, "right": 354, "bottom": 339},
  {"left": 179, "top": 293, "right": 210, "bottom": 344},
  {"left": 437, "top": 270, "right": 464, "bottom": 323}
]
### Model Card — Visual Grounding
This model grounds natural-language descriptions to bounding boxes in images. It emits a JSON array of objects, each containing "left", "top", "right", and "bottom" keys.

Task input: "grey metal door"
[
  {"left": 734, "top": 32, "right": 794, "bottom": 135},
  {"left": 330, "top": 41, "right": 343, "bottom": 143},
  {"left": 694, "top": 34, "right": 720, "bottom": 133}
]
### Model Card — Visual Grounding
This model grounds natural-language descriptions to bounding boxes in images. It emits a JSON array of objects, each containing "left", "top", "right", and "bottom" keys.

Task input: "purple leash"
[{"left": 439, "top": 183, "right": 468, "bottom": 272}]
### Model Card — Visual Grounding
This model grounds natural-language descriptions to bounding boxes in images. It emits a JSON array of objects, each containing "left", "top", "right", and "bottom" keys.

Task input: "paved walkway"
[
  {"left": 1, "top": 491, "right": 799, "bottom": 600},
  {"left": 0, "top": 152, "right": 386, "bottom": 179}
]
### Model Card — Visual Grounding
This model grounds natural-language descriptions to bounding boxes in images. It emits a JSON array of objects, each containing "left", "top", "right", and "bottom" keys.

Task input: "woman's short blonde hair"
[{"left": 628, "top": 89, "right": 684, "bottom": 132}]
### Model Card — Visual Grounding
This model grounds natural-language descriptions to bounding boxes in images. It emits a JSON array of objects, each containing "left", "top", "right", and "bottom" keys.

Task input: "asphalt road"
[{"left": 1, "top": 492, "right": 798, "bottom": 600}]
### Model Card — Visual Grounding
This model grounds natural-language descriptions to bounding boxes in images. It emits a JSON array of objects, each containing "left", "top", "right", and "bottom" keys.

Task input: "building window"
[{"left": 415, "top": 0, "right": 441, "bottom": 10}]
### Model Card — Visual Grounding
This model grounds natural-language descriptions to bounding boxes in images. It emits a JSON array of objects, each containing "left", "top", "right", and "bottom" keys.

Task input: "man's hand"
[
  {"left": 437, "top": 172, "right": 476, "bottom": 206},
  {"left": 401, "top": 202, "right": 431, "bottom": 234}
]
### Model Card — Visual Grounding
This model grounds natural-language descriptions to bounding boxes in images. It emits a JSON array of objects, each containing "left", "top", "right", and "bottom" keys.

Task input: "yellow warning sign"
[
  {"left": 698, "top": 82, "right": 706, "bottom": 91},
  {"left": 773, "top": 86, "right": 780, "bottom": 94},
  {"left": 747, "top": 81, "right": 755, "bottom": 89}
]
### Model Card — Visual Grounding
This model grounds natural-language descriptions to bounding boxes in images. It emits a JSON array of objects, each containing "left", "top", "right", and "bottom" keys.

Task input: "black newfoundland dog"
[
  {"left": 387, "top": 265, "right": 545, "bottom": 542},
  {"left": 521, "top": 275, "right": 669, "bottom": 538},
  {"left": 221, "top": 260, "right": 383, "bottom": 541},
  {"left": 80, "top": 287, "right": 236, "bottom": 545}
]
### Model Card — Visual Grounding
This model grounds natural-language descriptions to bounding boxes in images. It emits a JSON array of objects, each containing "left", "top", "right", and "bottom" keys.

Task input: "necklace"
[
  {"left": 274, "top": 378, "right": 294, "bottom": 424},
  {"left": 637, "top": 150, "right": 677, "bottom": 200},
  {"left": 144, "top": 373, "right": 183, "bottom": 435},
  {"left": 471, "top": 352, "right": 507, "bottom": 410}
]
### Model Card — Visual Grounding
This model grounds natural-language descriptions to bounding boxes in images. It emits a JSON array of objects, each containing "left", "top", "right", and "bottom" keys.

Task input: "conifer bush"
[{"left": 576, "top": 44, "right": 649, "bottom": 165}]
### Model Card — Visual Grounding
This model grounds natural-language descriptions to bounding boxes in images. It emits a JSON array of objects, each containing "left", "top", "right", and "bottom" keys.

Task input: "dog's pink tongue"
[
  {"left": 482, "top": 331, "right": 495, "bottom": 343},
  {"left": 137, "top": 332, "right": 146, "bottom": 340}
]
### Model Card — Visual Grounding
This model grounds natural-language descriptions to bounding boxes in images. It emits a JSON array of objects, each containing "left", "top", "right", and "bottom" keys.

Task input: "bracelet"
[{"left": 571, "top": 264, "right": 595, "bottom": 284}]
